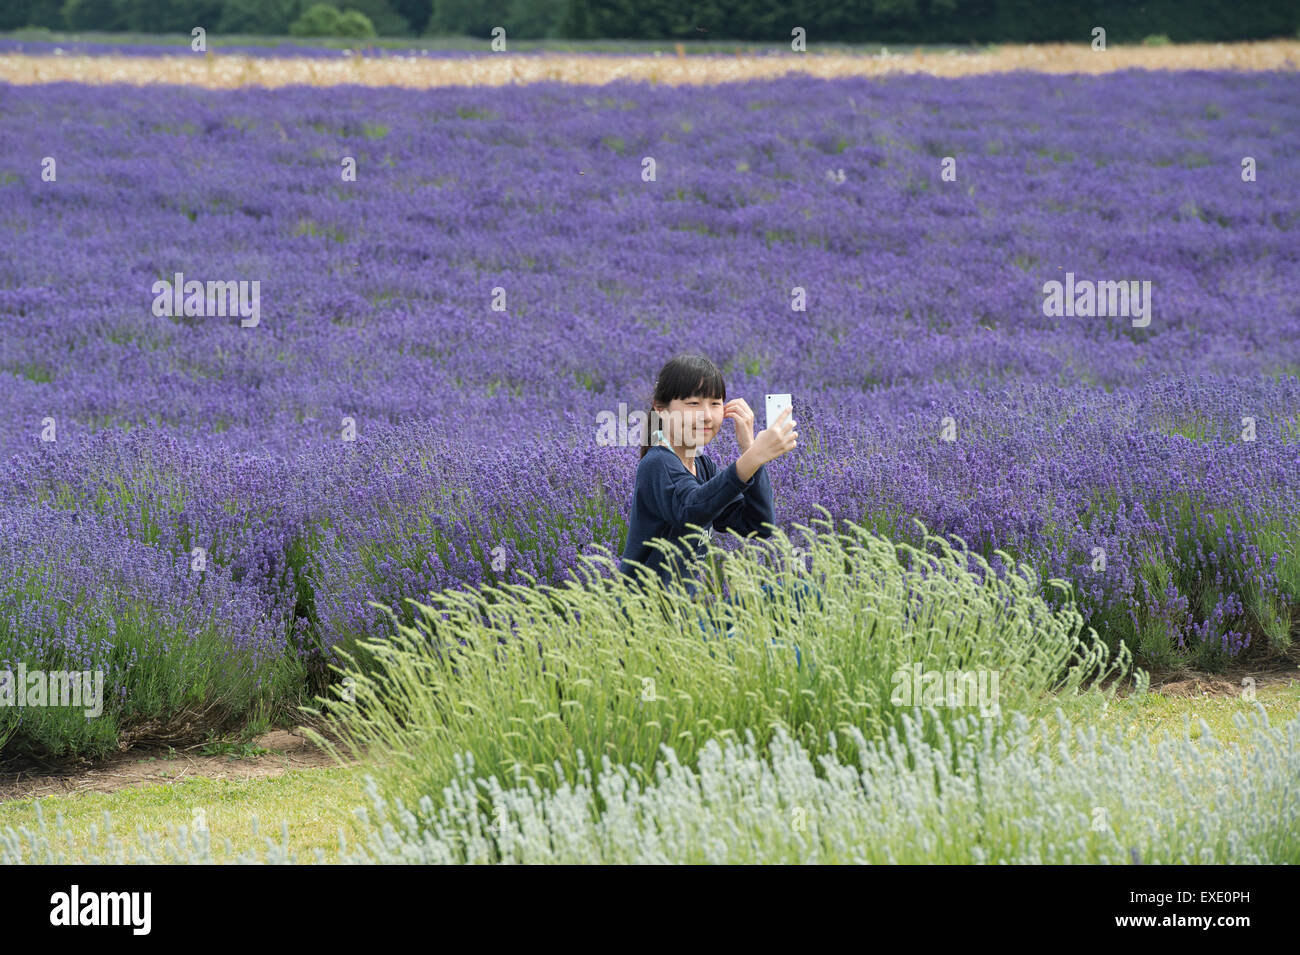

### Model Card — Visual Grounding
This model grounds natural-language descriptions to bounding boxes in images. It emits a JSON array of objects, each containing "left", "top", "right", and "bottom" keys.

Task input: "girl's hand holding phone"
[{"left": 751, "top": 406, "right": 797, "bottom": 465}]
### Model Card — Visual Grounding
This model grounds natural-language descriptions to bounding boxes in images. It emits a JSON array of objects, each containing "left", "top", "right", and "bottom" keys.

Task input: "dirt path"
[
  {"left": 0, "top": 728, "right": 356, "bottom": 804},
  {"left": 0, "top": 41, "right": 1295, "bottom": 89},
  {"left": 1144, "top": 663, "right": 1299, "bottom": 698}
]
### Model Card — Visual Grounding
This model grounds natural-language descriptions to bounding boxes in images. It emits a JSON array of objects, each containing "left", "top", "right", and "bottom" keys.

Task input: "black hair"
[{"left": 640, "top": 353, "right": 727, "bottom": 459}]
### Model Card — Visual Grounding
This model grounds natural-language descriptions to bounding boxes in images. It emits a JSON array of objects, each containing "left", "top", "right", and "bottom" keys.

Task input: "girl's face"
[{"left": 655, "top": 393, "right": 724, "bottom": 450}]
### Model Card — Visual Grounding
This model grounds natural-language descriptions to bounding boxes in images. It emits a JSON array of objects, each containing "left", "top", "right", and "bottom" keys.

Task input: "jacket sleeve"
[
  {"left": 712, "top": 460, "right": 776, "bottom": 538},
  {"left": 643, "top": 449, "right": 755, "bottom": 532}
]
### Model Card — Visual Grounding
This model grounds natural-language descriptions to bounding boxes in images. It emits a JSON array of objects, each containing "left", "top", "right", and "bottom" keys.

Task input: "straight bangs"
[{"left": 659, "top": 355, "right": 726, "bottom": 405}]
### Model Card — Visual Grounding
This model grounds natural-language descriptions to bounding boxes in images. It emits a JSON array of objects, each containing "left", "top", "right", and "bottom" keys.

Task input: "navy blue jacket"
[{"left": 618, "top": 445, "right": 775, "bottom": 595}]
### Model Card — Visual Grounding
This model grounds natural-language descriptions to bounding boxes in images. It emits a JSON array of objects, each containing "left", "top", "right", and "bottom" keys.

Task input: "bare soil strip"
[
  {"left": 0, "top": 729, "right": 350, "bottom": 803},
  {"left": 1144, "top": 659, "right": 1299, "bottom": 697},
  {"left": 0, "top": 41, "right": 1296, "bottom": 88}
]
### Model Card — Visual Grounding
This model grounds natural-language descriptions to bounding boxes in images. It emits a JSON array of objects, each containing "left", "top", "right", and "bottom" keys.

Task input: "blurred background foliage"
[{"left": 3, "top": 0, "right": 1296, "bottom": 42}]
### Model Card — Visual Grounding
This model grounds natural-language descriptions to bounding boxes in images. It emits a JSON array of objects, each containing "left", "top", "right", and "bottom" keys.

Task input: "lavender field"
[{"left": 2, "top": 68, "right": 1299, "bottom": 756}]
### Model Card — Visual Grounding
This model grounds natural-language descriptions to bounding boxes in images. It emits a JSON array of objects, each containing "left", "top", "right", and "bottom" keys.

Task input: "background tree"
[
  {"left": 506, "top": 0, "right": 567, "bottom": 39},
  {"left": 392, "top": 0, "right": 430, "bottom": 33},
  {"left": 60, "top": 0, "right": 127, "bottom": 30},
  {"left": 425, "top": 0, "right": 513, "bottom": 37},
  {"left": 0, "top": 0, "right": 65, "bottom": 30},
  {"left": 218, "top": 0, "right": 304, "bottom": 36},
  {"left": 290, "top": 3, "right": 378, "bottom": 36},
  {"left": 290, "top": 2, "right": 345, "bottom": 34},
  {"left": 116, "top": 0, "right": 225, "bottom": 32},
  {"left": 314, "top": 0, "right": 410, "bottom": 35},
  {"left": 336, "top": 8, "right": 379, "bottom": 35}
]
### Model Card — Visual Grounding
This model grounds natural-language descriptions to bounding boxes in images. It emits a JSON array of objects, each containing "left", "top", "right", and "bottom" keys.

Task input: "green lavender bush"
[{"left": 303, "top": 514, "right": 1133, "bottom": 814}]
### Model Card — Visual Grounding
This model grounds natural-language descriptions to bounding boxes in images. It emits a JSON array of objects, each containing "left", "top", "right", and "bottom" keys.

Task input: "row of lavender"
[
  {"left": 8, "top": 375, "right": 1296, "bottom": 644},
  {"left": 1, "top": 70, "right": 1297, "bottom": 753}
]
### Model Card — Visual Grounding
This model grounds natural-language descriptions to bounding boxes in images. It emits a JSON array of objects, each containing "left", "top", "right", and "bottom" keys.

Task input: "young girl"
[{"left": 618, "top": 353, "right": 797, "bottom": 598}]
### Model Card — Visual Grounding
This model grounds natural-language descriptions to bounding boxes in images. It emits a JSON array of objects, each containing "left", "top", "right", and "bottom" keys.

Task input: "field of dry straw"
[{"left": 1, "top": 40, "right": 1297, "bottom": 87}]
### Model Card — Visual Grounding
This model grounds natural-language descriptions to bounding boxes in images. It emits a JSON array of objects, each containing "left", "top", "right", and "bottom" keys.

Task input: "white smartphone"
[{"left": 765, "top": 393, "right": 792, "bottom": 430}]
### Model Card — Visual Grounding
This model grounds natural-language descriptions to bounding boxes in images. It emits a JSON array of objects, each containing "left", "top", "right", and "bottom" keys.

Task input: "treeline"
[
  {"left": 3, "top": 1, "right": 430, "bottom": 37},
  {"left": 2, "top": 0, "right": 1296, "bottom": 42}
]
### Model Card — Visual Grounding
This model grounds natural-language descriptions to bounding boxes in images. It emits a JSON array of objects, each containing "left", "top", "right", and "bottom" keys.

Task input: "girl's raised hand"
[{"left": 723, "top": 398, "right": 755, "bottom": 452}]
